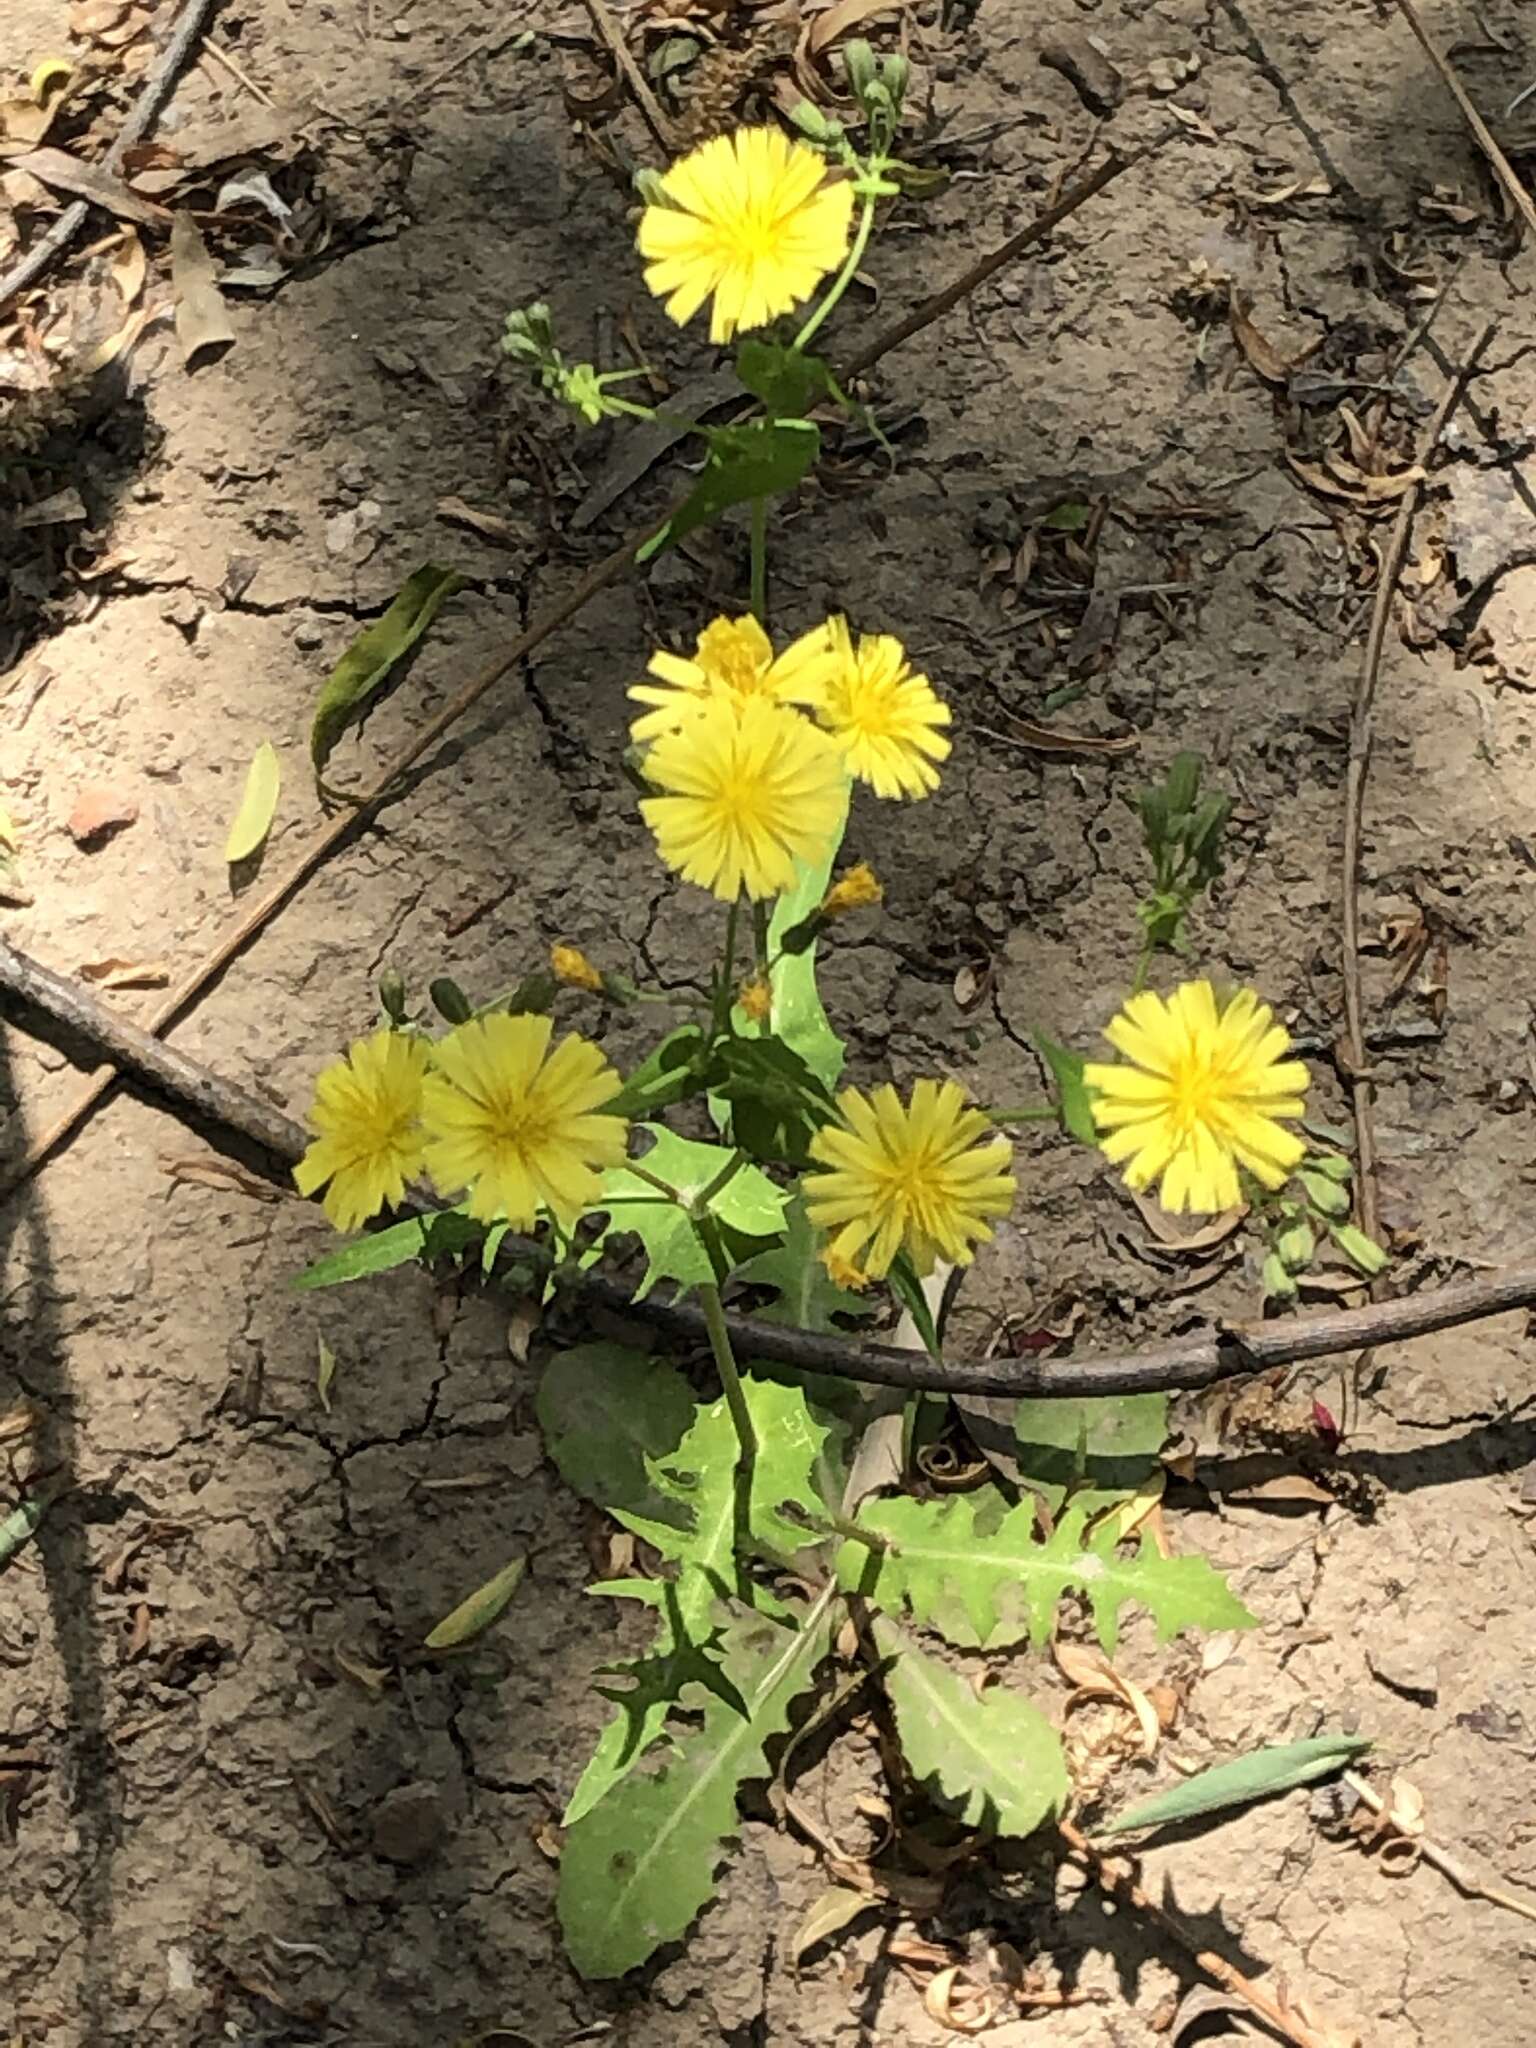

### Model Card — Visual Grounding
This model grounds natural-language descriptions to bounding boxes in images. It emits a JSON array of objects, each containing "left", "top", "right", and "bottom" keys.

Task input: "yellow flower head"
[
  {"left": 421, "top": 1013, "right": 629, "bottom": 1230},
  {"left": 805, "top": 617, "right": 952, "bottom": 799},
  {"left": 804, "top": 1078, "right": 1015, "bottom": 1280},
  {"left": 638, "top": 127, "right": 854, "bottom": 345},
  {"left": 738, "top": 977, "right": 773, "bottom": 1023},
  {"left": 293, "top": 1028, "right": 429, "bottom": 1233},
  {"left": 640, "top": 694, "right": 847, "bottom": 903},
  {"left": 1084, "top": 981, "right": 1310, "bottom": 1215},
  {"left": 821, "top": 1246, "right": 871, "bottom": 1293},
  {"left": 551, "top": 942, "right": 604, "bottom": 993},
  {"left": 821, "top": 862, "right": 883, "bottom": 918},
  {"left": 629, "top": 613, "right": 833, "bottom": 745}
]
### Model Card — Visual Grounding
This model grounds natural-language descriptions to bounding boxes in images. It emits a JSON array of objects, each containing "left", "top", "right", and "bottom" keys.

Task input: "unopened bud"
[
  {"left": 377, "top": 966, "right": 409, "bottom": 1024},
  {"left": 787, "top": 99, "right": 843, "bottom": 145},
  {"left": 821, "top": 862, "right": 883, "bottom": 918},
  {"left": 738, "top": 977, "right": 773, "bottom": 1024},
  {"left": 842, "top": 38, "right": 877, "bottom": 101},
  {"left": 551, "top": 943, "right": 604, "bottom": 993},
  {"left": 633, "top": 166, "right": 671, "bottom": 208}
]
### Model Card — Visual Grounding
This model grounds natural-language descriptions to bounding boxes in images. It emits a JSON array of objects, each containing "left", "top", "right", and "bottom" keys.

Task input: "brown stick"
[
  {"left": 1058, "top": 1819, "right": 1351, "bottom": 2048},
  {"left": 582, "top": 0, "right": 677, "bottom": 153},
  {"left": 1341, "top": 1772, "right": 1536, "bottom": 1930},
  {"left": 1339, "top": 325, "right": 1493, "bottom": 1245},
  {"left": 1, "top": 143, "right": 1150, "bottom": 1203},
  {"left": 5, "top": 927, "right": 1534, "bottom": 1400},
  {"left": 0, "top": 0, "right": 218, "bottom": 312},
  {"left": 1392, "top": 0, "right": 1536, "bottom": 245}
]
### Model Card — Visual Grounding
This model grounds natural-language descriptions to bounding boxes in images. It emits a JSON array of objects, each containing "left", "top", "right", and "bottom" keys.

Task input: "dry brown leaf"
[
  {"left": 988, "top": 716, "right": 1138, "bottom": 758},
  {"left": 1052, "top": 1639, "right": 1161, "bottom": 1755},
  {"left": 1200, "top": 1629, "right": 1242, "bottom": 1674},
  {"left": 808, "top": 0, "right": 911, "bottom": 56},
  {"left": 951, "top": 959, "right": 992, "bottom": 1011},
  {"left": 1129, "top": 1190, "right": 1246, "bottom": 1251},
  {"left": 1287, "top": 452, "right": 1425, "bottom": 507},
  {"left": 0, "top": 1400, "right": 41, "bottom": 1445},
  {"left": 437, "top": 495, "right": 522, "bottom": 546},
  {"left": 789, "top": 1885, "right": 874, "bottom": 1967},
  {"left": 505, "top": 1295, "right": 540, "bottom": 1365},
  {"left": 78, "top": 955, "right": 169, "bottom": 990},
  {"left": 1225, "top": 1472, "right": 1334, "bottom": 1507},
  {"left": 74, "top": 300, "right": 157, "bottom": 375},
  {"left": 66, "top": 784, "right": 138, "bottom": 845},
  {"left": 923, "top": 1964, "right": 997, "bottom": 2034},
  {"left": 9, "top": 146, "right": 167, "bottom": 225},
  {"left": 160, "top": 1154, "right": 285, "bottom": 1202},
  {"left": 170, "top": 210, "right": 235, "bottom": 367},
  {"left": 333, "top": 1644, "right": 391, "bottom": 1692},
  {"left": 110, "top": 226, "right": 146, "bottom": 307},
  {"left": 1248, "top": 175, "right": 1331, "bottom": 207},
  {"left": 1229, "top": 295, "right": 1292, "bottom": 383}
]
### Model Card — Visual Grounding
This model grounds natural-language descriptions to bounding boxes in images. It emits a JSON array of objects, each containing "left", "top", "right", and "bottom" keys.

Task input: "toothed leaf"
[{"left": 591, "top": 1125, "right": 786, "bottom": 1300}]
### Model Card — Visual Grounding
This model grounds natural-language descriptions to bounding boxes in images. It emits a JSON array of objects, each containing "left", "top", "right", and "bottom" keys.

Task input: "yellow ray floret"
[
  {"left": 629, "top": 613, "right": 834, "bottom": 744},
  {"left": 420, "top": 1012, "right": 628, "bottom": 1230},
  {"left": 640, "top": 694, "right": 847, "bottom": 902},
  {"left": 638, "top": 127, "right": 855, "bottom": 345},
  {"left": 804, "top": 1078, "right": 1016, "bottom": 1280},
  {"left": 1083, "top": 980, "right": 1310, "bottom": 1215},
  {"left": 293, "top": 1027, "right": 429, "bottom": 1233},
  {"left": 799, "top": 617, "right": 952, "bottom": 799}
]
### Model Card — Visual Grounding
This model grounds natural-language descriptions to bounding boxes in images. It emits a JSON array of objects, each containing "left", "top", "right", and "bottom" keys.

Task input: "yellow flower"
[
  {"left": 293, "top": 1028, "right": 428, "bottom": 1233},
  {"left": 821, "top": 862, "right": 883, "bottom": 918},
  {"left": 640, "top": 695, "right": 847, "bottom": 902},
  {"left": 738, "top": 977, "right": 773, "bottom": 1023},
  {"left": 638, "top": 127, "right": 854, "bottom": 345},
  {"left": 1084, "top": 981, "right": 1310, "bottom": 1214},
  {"left": 804, "top": 1079, "right": 1015, "bottom": 1279},
  {"left": 821, "top": 1246, "right": 870, "bottom": 1293},
  {"left": 628, "top": 614, "right": 833, "bottom": 744},
  {"left": 551, "top": 942, "right": 604, "bottom": 993},
  {"left": 802, "top": 617, "right": 952, "bottom": 799},
  {"left": 420, "top": 1013, "right": 629, "bottom": 1229}
]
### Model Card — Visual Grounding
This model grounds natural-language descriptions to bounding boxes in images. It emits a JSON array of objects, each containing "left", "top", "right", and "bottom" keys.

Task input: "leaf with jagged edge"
[
  {"left": 842, "top": 1490, "right": 1254, "bottom": 1655},
  {"left": 873, "top": 1616, "right": 1068, "bottom": 1837},
  {"left": 559, "top": 1595, "right": 835, "bottom": 1978},
  {"left": 537, "top": 1343, "right": 695, "bottom": 1528},
  {"left": 591, "top": 1124, "right": 787, "bottom": 1301},
  {"left": 735, "top": 1193, "right": 871, "bottom": 1332},
  {"left": 564, "top": 1378, "right": 835, "bottom": 1825},
  {"left": 1012, "top": 1391, "right": 1168, "bottom": 1511}
]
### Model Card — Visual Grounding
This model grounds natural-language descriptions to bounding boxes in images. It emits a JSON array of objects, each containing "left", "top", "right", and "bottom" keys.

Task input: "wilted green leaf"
[
  {"left": 875, "top": 1617, "right": 1068, "bottom": 1836},
  {"left": 1013, "top": 1392, "right": 1167, "bottom": 1511},
  {"left": 315, "top": 1335, "right": 336, "bottom": 1413},
  {"left": 1100, "top": 1734, "right": 1372, "bottom": 1837},
  {"left": 593, "top": 1125, "right": 786, "bottom": 1300},
  {"left": 637, "top": 419, "right": 819, "bottom": 563},
  {"left": 559, "top": 1600, "right": 833, "bottom": 1976},
  {"left": 536, "top": 1343, "right": 694, "bottom": 1520},
  {"left": 1034, "top": 1031, "right": 1097, "bottom": 1144},
  {"left": 424, "top": 1555, "right": 526, "bottom": 1648},
  {"left": 310, "top": 563, "right": 463, "bottom": 777},
  {"left": 843, "top": 1491, "right": 1254, "bottom": 1655},
  {"left": 224, "top": 739, "right": 281, "bottom": 863}
]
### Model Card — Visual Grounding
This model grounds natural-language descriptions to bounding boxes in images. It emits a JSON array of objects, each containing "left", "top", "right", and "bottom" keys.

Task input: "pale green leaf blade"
[
  {"left": 559, "top": 1600, "right": 833, "bottom": 1977},
  {"left": 536, "top": 1342, "right": 695, "bottom": 1519},
  {"left": 1013, "top": 1392, "right": 1168, "bottom": 1511},
  {"left": 224, "top": 739, "right": 281, "bottom": 863},
  {"left": 1100, "top": 1734, "right": 1372, "bottom": 1837},
  {"left": 791, "top": 1885, "right": 875, "bottom": 1966},
  {"left": 1034, "top": 1031, "right": 1097, "bottom": 1144},
  {"left": 875, "top": 1618, "right": 1068, "bottom": 1837},
  {"left": 423, "top": 1555, "right": 527, "bottom": 1649},
  {"left": 310, "top": 562, "right": 464, "bottom": 777},
  {"left": 735, "top": 1195, "right": 870, "bottom": 1332},
  {"left": 292, "top": 1210, "right": 482, "bottom": 1289}
]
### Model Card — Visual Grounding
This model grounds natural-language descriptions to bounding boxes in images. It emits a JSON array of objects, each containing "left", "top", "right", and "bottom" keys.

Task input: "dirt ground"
[{"left": 4, "top": 0, "right": 1536, "bottom": 2041}]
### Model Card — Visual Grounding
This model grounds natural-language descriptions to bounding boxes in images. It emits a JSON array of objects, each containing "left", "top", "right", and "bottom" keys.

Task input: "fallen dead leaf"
[
  {"left": 808, "top": 0, "right": 912, "bottom": 57},
  {"left": 17, "top": 486, "right": 88, "bottom": 529},
  {"left": 110, "top": 226, "right": 146, "bottom": 307},
  {"left": 67, "top": 785, "right": 139, "bottom": 845},
  {"left": 1053, "top": 1639, "right": 1161, "bottom": 1756},
  {"left": 1229, "top": 294, "right": 1293, "bottom": 383},
  {"left": 1247, "top": 175, "right": 1331, "bottom": 207},
  {"left": 1130, "top": 1189, "right": 1246, "bottom": 1251},
  {"left": 951, "top": 958, "right": 992, "bottom": 1012},
  {"left": 10, "top": 146, "right": 167, "bottom": 226},
  {"left": 78, "top": 956, "right": 169, "bottom": 990},
  {"left": 160, "top": 1154, "right": 285, "bottom": 1202},
  {"left": 170, "top": 210, "right": 235, "bottom": 367},
  {"left": 505, "top": 1296, "right": 540, "bottom": 1365},
  {"left": 1287, "top": 452, "right": 1426, "bottom": 508},
  {"left": 981, "top": 716, "right": 1138, "bottom": 758},
  {"left": 790, "top": 1884, "right": 874, "bottom": 1968},
  {"left": 332, "top": 1644, "right": 390, "bottom": 1692},
  {"left": 923, "top": 1964, "right": 997, "bottom": 2035},
  {"left": 436, "top": 495, "right": 523, "bottom": 546}
]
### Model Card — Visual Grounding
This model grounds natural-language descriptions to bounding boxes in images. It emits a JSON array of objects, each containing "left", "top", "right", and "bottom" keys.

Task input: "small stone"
[
  {"left": 292, "top": 617, "right": 325, "bottom": 651},
  {"left": 450, "top": 1399, "right": 514, "bottom": 1434},
  {"left": 67, "top": 785, "right": 139, "bottom": 846},
  {"left": 370, "top": 1781, "right": 445, "bottom": 1866},
  {"left": 1366, "top": 1643, "right": 1439, "bottom": 1704}
]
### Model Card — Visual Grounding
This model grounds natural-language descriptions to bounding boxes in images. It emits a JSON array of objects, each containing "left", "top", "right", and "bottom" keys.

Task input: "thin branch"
[
  {"left": 1, "top": 141, "right": 1152, "bottom": 1203},
  {"left": 1341, "top": 1772, "right": 1536, "bottom": 1930},
  {"left": 582, "top": 0, "right": 677, "bottom": 154},
  {"left": 1392, "top": 0, "right": 1536, "bottom": 245},
  {"left": 4, "top": 930, "right": 1535, "bottom": 1403},
  {"left": 0, "top": 0, "right": 218, "bottom": 312},
  {"left": 1058, "top": 1819, "right": 1351, "bottom": 2048},
  {"left": 1339, "top": 325, "right": 1493, "bottom": 1245}
]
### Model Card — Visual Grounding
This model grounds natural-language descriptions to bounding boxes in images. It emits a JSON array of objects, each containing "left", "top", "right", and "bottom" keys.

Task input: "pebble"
[{"left": 370, "top": 1781, "right": 445, "bottom": 1866}]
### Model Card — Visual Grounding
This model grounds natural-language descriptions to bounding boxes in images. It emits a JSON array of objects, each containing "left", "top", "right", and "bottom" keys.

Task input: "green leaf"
[
  {"left": 310, "top": 563, "right": 464, "bottom": 777},
  {"left": 735, "top": 1194, "right": 870, "bottom": 1332},
  {"left": 843, "top": 1492, "right": 1254, "bottom": 1655},
  {"left": 0, "top": 1490, "right": 53, "bottom": 1570},
  {"left": 315, "top": 1335, "right": 337, "bottom": 1413},
  {"left": 707, "top": 1034, "right": 834, "bottom": 1166},
  {"left": 1034, "top": 1031, "right": 1097, "bottom": 1144},
  {"left": 1332, "top": 1222, "right": 1389, "bottom": 1276},
  {"left": 735, "top": 338, "right": 833, "bottom": 417},
  {"left": 559, "top": 1599, "right": 834, "bottom": 1976},
  {"left": 593, "top": 1125, "right": 786, "bottom": 1301},
  {"left": 423, "top": 1555, "right": 526, "bottom": 1649},
  {"left": 223, "top": 739, "right": 281, "bottom": 862},
  {"left": 1100, "top": 1734, "right": 1372, "bottom": 1837},
  {"left": 603, "top": 1024, "right": 708, "bottom": 1119},
  {"left": 1013, "top": 1392, "right": 1167, "bottom": 1511},
  {"left": 1041, "top": 499, "right": 1091, "bottom": 532},
  {"left": 874, "top": 1618, "right": 1068, "bottom": 1836},
  {"left": 1162, "top": 750, "right": 1202, "bottom": 820},
  {"left": 763, "top": 785, "right": 850, "bottom": 1090},
  {"left": 637, "top": 420, "right": 819, "bottom": 563},
  {"left": 292, "top": 1210, "right": 482, "bottom": 1289},
  {"left": 537, "top": 1343, "right": 695, "bottom": 1522},
  {"left": 885, "top": 1253, "right": 940, "bottom": 1356}
]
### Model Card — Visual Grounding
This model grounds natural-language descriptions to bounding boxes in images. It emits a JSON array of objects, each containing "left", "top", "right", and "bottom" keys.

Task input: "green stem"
[
  {"left": 694, "top": 1147, "right": 748, "bottom": 1213},
  {"left": 793, "top": 192, "right": 878, "bottom": 353},
  {"left": 749, "top": 495, "right": 768, "bottom": 625},
  {"left": 1130, "top": 939, "right": 1155, "bottom": 996},
  {"left": 713, "top": 895, "right": 741, "bottom": 1036},
  {"left": 698, "top": 1239, "right": 757, "bottom": 1564}
]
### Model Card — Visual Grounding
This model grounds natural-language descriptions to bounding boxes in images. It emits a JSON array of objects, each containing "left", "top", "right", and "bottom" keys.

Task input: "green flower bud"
[
  {"left": 1262, "top": 1251, "right": 1298, "bottom": 1302},
  {"left": 632, "top": 165, "right": 671, "bottom": 208},
  {"left": 843, "top": 38, "right": 878, "bottom": 100}
]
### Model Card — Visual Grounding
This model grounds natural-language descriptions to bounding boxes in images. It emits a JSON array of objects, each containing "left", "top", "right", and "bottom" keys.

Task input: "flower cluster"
[{"left": 630, "top": 611, "right": 951, "bottom": 903}]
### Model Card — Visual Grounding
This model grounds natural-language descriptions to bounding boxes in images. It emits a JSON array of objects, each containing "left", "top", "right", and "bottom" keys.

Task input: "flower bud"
[
  {"left": 738, "top": 977, "right": 773, "bottom": 1023},
  {"left": 551, "top": 943, "right": 604, "bottom": 994},
  {"left": 842, "top": 38, "right": 878, "bottom": 101},
  {"left": 632, "top": 166, "right": 671, "bottom": 207},
  {"left": 821, "top": 862, "right": 883, "bottom": 918}
]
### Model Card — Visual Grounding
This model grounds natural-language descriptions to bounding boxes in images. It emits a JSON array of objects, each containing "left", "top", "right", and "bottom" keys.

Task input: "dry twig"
[
  {"left": 1342, "top": 1772, "right": 1536, "bottom": 1930},
  {"left": 1339, "top": 324, "right": 1493, "bottom": 1245},
  {"left": 1392, "top": 0, "right": 1536, "bottom": 244},
  {"left": 0, "top": 0, "right": 219, "bottom": 312},
  {"left": 582, "top": 0, "right": 677, "bottom": 154},
  {"left": 0, "top": 144, "right": 1150, "bottom": 1202}
]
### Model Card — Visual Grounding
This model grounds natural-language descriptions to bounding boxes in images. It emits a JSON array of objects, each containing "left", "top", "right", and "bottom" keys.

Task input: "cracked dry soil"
[{"left": 4, "top": 0, "right": 1536, "bottom": 2042}]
